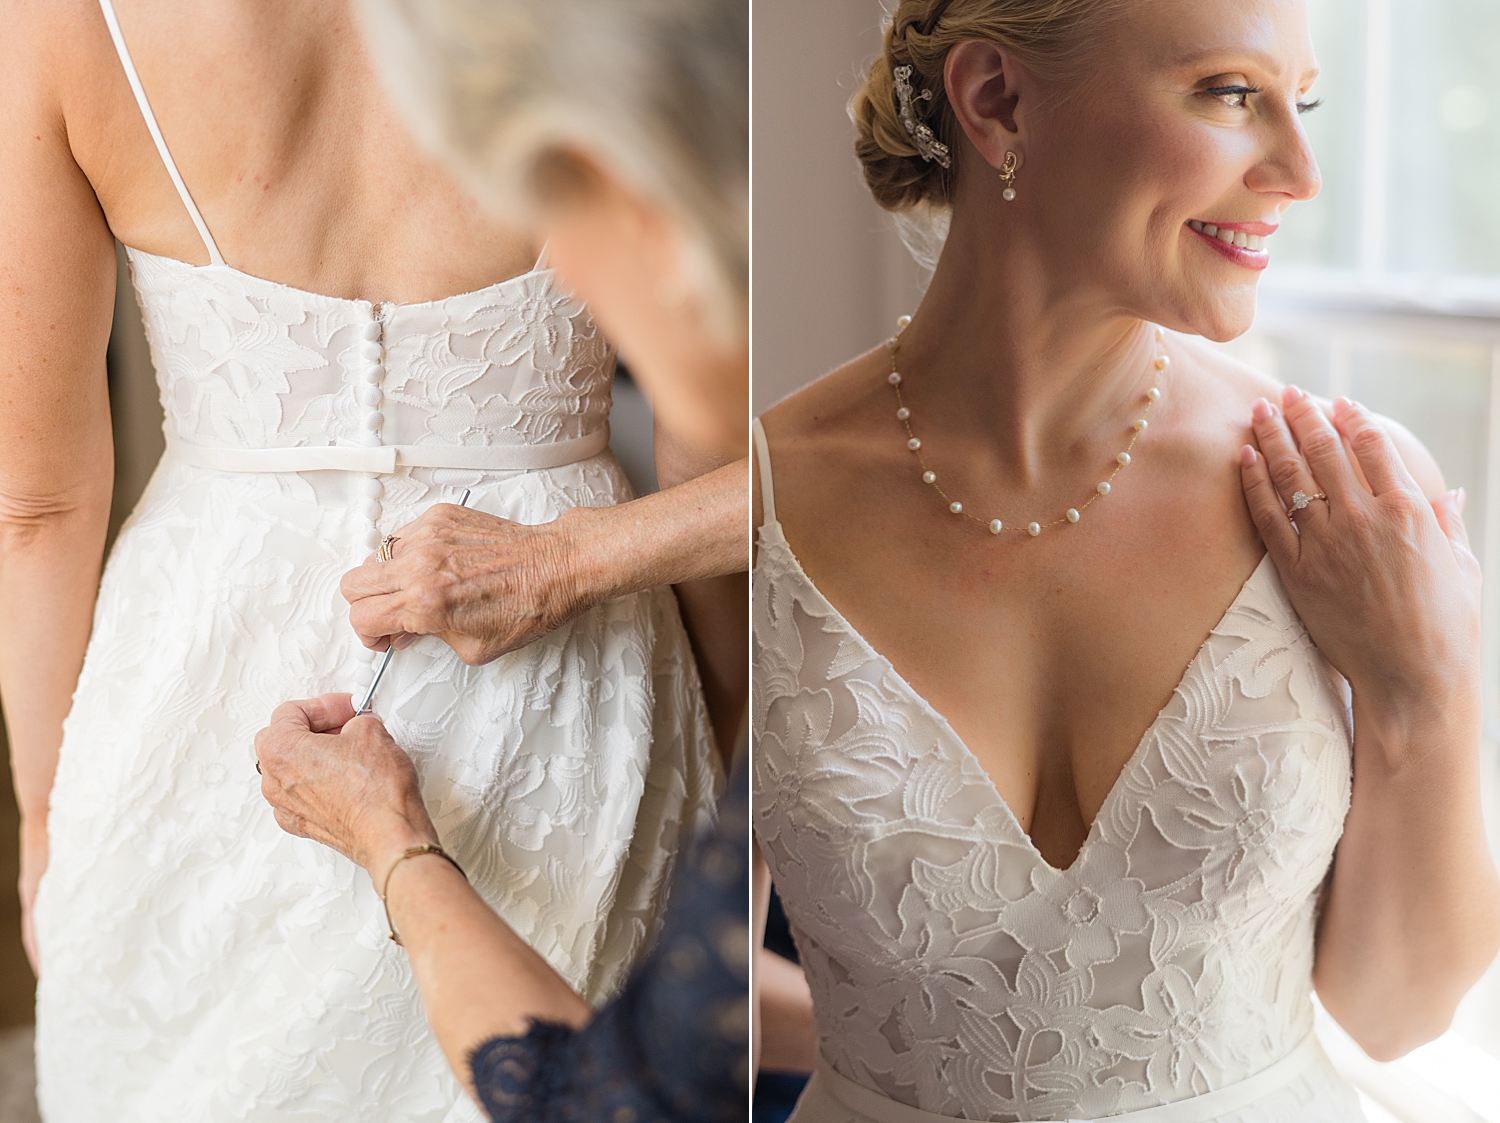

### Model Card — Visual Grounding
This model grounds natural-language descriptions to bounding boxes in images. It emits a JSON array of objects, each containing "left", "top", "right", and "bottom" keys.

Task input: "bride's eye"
[
  {"left": 1205, "top": 84, "right": 1260, "bottom": 109},
  {"left": 1296, "top": 97, "right": 1324, "bottom": 114}
]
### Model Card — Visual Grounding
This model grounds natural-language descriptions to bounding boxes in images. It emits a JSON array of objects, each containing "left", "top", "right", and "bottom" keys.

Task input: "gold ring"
[
  {"left": 379, "top": 534, "right": 401, "bottom": 562},
  {"left": 1288, "top": 491, "right": 1327, "bottom": 521}
]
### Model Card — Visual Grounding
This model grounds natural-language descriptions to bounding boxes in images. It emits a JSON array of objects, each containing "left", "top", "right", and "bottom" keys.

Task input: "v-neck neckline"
[{"left": 759, "top": 518, "right": 1273, "bottom": 880}]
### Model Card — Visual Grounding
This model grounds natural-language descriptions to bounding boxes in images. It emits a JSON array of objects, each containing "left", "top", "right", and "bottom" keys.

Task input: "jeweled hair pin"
[{"left": 892, "top": 65, "right": 951, "bottom": 168}]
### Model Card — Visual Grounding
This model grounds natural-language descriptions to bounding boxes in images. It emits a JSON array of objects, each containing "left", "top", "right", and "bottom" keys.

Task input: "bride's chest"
[{"left": 753, "top": 537, "right": 1354, "bottom": 963}]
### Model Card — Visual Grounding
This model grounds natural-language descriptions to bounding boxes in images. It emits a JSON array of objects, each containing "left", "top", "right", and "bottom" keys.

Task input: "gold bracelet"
[{"left": 380, "top": 843, "right": 467, "bottom": 946}]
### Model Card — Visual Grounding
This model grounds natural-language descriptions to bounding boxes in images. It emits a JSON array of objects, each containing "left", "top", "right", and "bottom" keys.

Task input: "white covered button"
[
  {"left": 363, "top": 412, "right": 384, "bottom": 431},
  {"left": 360, "top": 499, "right": 381, "bottom": 521},
  {"left": 363, "top": 528, "right": 382, "bottom": 550},
  {"left": 363, "top": 364, "right": 384, "bottom": 384},
  {"left": 361, "top": 477, "right": 383, "bottom": 499},
  {"left": 362, "top": 321, "right": 382, "bottom": 341},
  {"left": 360, "top": 385, "right": 383, "bottom": 408},
  {"left": 358, "top": 432, "right": 381, "bottom": 447},
  {"left": 360, "top": 341, "right": 383, "bottom": 362}
]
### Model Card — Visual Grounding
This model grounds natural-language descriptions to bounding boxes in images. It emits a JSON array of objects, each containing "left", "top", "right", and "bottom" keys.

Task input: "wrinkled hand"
[
  {"left": 255, "top": 693, "right": 438, "bottom": 876},
  {"left": 340, "top": 503, "right": 586, "bottom": 666},
  {"left": 1239, "top": 389, "right": 1481, "bottom": 729}
]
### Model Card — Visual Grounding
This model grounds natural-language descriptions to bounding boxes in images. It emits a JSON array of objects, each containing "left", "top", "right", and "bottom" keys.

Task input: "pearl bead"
[
  {"left": 360, "top": 499, "right": 382, "bottom": 521},
  {"left": 363, "top": 364, "right": 384, "bottom": 384},
  {"left": 1147, "top": 387, "right": 1162, "bottom": 402},
  {"left": 1133, "top": 419, "right": 1149, "bottom": 432},
  {"left": 1027, "top": 522, "right": 1041, "bottom": 536},
  {"left": 1117, "top": 452, "right": 1132, "bottom": 466},
  {"left": 1154, "top": 327, "right": 1164, "bottom": 341},
  {"left": 1002, "top": 188, "right": 1016, "bottom": 202},
  {"left": 896, "top": 407, "right": 910, "bottom": 420},
  {"left": 1097, "top": 481, "right": 1112, "bottom": 495},
  {"left": 362, "top": 321, "right": 382, "bottom": 342},
  {"left": 896, "top": 315, "right": 913, "bottom": 331},
  {"left": 908, "top": 438, "right": 921, "bottom": 451},
  {"left": 989, "top": 519, "right": 1003, "bottom": 534},
  {"left": 922, "top": 471, "right": 936, "bottom": 484},
  {"left": 1066, "top": 508, "right": 1080, "bottom": 523},
  {"left": 361, "top": 385, "right": 383, "bottom": 408},
  {"left": 1155, "top": 356, "right": 1170, "bottom": 371},
  {"left": 888, "top": 372, "right": 902, "bottom": 385},
  {"left": 950, "top": 501, "right": 963, "bottom": 514},
  {"left": 361, "top": 477, "right": 383, "bottom": 499},
  {"left": 364, "top": 411, "right": 384, "bottom": 431},
  {"left": 363, "top": 528, "right": 382, "bottom": 550},
  {"left": 360, "top": 341, "right": 383, "bottom": 362}
]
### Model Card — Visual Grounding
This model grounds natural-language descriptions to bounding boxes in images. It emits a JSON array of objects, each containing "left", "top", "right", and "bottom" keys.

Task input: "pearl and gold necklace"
[{"left": 888, "top": 317, "right": 1168, "bottom": 537}]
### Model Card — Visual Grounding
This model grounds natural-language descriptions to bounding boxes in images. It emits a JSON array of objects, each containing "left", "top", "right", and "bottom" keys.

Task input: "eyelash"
[{"left": 1205, "top": 85, "right": 1323, "bottom": 114}]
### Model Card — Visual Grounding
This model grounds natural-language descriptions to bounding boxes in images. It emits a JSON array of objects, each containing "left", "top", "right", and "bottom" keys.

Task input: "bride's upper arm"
[{"left": 0, "top": 8, "right": 119, "bottom": 509}]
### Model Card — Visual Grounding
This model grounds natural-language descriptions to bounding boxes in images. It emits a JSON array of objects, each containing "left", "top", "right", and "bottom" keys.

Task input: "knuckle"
[
  {"left": 1300, "top": 428, "right": 1340, "bottom": 461},
  {"left": 1269, "top": 455, "right": 1305, "bottom": 487}
]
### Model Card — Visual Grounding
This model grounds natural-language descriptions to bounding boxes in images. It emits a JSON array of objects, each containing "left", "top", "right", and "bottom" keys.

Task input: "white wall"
[{"left": 752, "top": 0, "right": 925, "bottom": 413}]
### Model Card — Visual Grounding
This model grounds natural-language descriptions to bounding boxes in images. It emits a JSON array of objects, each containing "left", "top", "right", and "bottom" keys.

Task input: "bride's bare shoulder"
[
  {"left": 1173, "top": 333, "right": 1446, "bottom": 499},
  {"left": 759, "top": 345, "right": 892, "bottom": 447}
]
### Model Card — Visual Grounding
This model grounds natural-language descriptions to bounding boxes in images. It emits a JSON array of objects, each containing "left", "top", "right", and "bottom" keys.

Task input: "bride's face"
[{"left": 955, "top": 0, "right": 1322, "bottom": 340}]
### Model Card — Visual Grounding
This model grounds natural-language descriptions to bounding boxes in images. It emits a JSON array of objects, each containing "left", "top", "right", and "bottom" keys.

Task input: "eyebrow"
[{"left": 1173, "top": 46, "right": 1319, "bottom": 84}]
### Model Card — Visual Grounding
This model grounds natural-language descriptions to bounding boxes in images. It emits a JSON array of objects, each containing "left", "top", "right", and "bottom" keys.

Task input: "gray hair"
[{"left": 360, "top": 0, "right": 748, "bottom": 310}]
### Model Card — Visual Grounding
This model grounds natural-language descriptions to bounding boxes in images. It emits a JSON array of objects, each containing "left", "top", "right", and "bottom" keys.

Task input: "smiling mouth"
[{"left": 1187, "top": 219, "right": 1270, "bottom": 252}]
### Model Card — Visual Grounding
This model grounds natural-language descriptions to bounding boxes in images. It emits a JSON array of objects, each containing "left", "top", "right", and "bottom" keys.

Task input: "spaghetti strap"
[
  {"left": 752, "top": 416, "right": 777, "bottom": 526},
  {"left": 98, "top": 0, "right": 225, "bottom": 266},
  {"left": 533, "top": 243, "right": 550, "bottom": 271}
]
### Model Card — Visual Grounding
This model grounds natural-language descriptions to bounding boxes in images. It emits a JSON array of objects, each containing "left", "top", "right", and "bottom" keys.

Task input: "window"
[{"left": 1212, "top": 1, "right": 1500, "bottom": 1107}]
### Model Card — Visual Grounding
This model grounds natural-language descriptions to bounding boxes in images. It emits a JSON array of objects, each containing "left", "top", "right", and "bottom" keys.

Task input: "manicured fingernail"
[
  {"left": 393, "top": 633, "right": 418, "bottom": 650},
  {"left": 1252, "top": 398, "right": 1273, "bottom": 423},
  {"left": 1333, "top": 397, "right": 1352, "bottom": 415},
  {"left": 1457, "top": 487, "right": 1467, "bottom": 513},
  {"left": 1281, "top": 385, "right": 1305, "bottom": 408},
  {"left": 1240, "top": 444, "right": 1257, "bottom": 467}
]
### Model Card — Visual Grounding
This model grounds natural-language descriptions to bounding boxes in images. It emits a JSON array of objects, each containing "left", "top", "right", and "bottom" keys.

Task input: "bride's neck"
[{"left": 898, "top": 209, "right": 1156, "bottom": 483}]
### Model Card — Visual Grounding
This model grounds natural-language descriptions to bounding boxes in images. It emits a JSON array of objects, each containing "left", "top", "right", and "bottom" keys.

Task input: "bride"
[
  {"left": 0, "top": 0, "right": 732, "bottom": 1119},
  {"left": 753, "top": 0, "right": 1500, "bottom": 1120}
]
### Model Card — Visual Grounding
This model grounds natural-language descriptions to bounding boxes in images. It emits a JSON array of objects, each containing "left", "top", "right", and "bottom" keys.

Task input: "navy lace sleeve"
[{"left": 470, "top": 753, "right": 749, "bottom": 1123}]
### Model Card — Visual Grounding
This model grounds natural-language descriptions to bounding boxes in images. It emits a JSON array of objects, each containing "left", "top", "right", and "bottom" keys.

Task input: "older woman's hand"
[
  {"left": 340, "top": 504, "right": 585, "bottom": 666},
  {"left": 1239, "top": 388, "right": 1481, "bottom": 733},
  {"left": 255, "top": 693, "right": 440, "bottom": 875}
]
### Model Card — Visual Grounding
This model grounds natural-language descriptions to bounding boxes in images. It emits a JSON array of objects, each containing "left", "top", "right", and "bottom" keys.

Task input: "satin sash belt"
[
  {"left": 812, "top": 1032, "right": 1322, "bottom": 1123},
  {"left": 165, "top": 425, "right": 610, "bottom": 474}
]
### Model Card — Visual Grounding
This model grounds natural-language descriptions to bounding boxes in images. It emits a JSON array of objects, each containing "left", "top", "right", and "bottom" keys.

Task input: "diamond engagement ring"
[
  {"left": 1288, "top": 491, "right": 1326, "bottom": 521},
  {"left": 379, "top": 534, "right": 401, "bottom": 562}
]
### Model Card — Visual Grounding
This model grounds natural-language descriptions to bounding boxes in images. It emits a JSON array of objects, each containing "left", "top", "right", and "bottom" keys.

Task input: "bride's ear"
[{"left": 944, "top": 41, "right": 1031, "bottom": 174}]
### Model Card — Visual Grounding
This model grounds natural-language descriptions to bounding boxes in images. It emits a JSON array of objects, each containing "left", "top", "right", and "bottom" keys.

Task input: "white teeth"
[{"left": 1191, "top": 222, "right": 1270, "bottom": 252}]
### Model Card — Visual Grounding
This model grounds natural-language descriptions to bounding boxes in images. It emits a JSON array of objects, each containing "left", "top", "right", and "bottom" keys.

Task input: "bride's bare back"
[{"left": 26, "top": 0, "right": 534, "bottom": 303}]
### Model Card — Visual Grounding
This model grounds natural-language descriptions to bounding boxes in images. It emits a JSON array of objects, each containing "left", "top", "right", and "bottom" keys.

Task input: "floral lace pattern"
[
  {"left": 753, "top": 515, "right": 1364, "bottom": 1122},
  {"left": 33, "top": 251, "right": 719, "bottom": 1122}
]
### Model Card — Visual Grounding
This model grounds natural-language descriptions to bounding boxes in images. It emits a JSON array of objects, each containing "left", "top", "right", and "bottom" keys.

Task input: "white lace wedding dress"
[
  {"left": 31, "top": 6, "right": 718, "bottom": 1120},
  {"left": 752, "top": 419, "right": 1365, "bottom": 1122}
]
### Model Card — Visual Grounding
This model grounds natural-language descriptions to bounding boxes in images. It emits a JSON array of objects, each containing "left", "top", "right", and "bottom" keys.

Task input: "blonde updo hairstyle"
[{"left": 853, "top": 0, "right": 1128, "bottom": 216}]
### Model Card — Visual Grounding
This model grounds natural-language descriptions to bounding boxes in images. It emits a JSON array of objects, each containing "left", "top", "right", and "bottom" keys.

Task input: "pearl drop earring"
[{"left": 999, "top": 151, "right": 1019, "bottom": 201}]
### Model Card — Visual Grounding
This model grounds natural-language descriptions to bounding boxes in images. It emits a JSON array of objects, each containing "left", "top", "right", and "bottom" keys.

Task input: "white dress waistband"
[
  {"left": 164, "top": 425, "right": 610, "bottom": 475},
  {"left": 809, "top": 1032, "right": 1323, "bottom": 1123}
]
